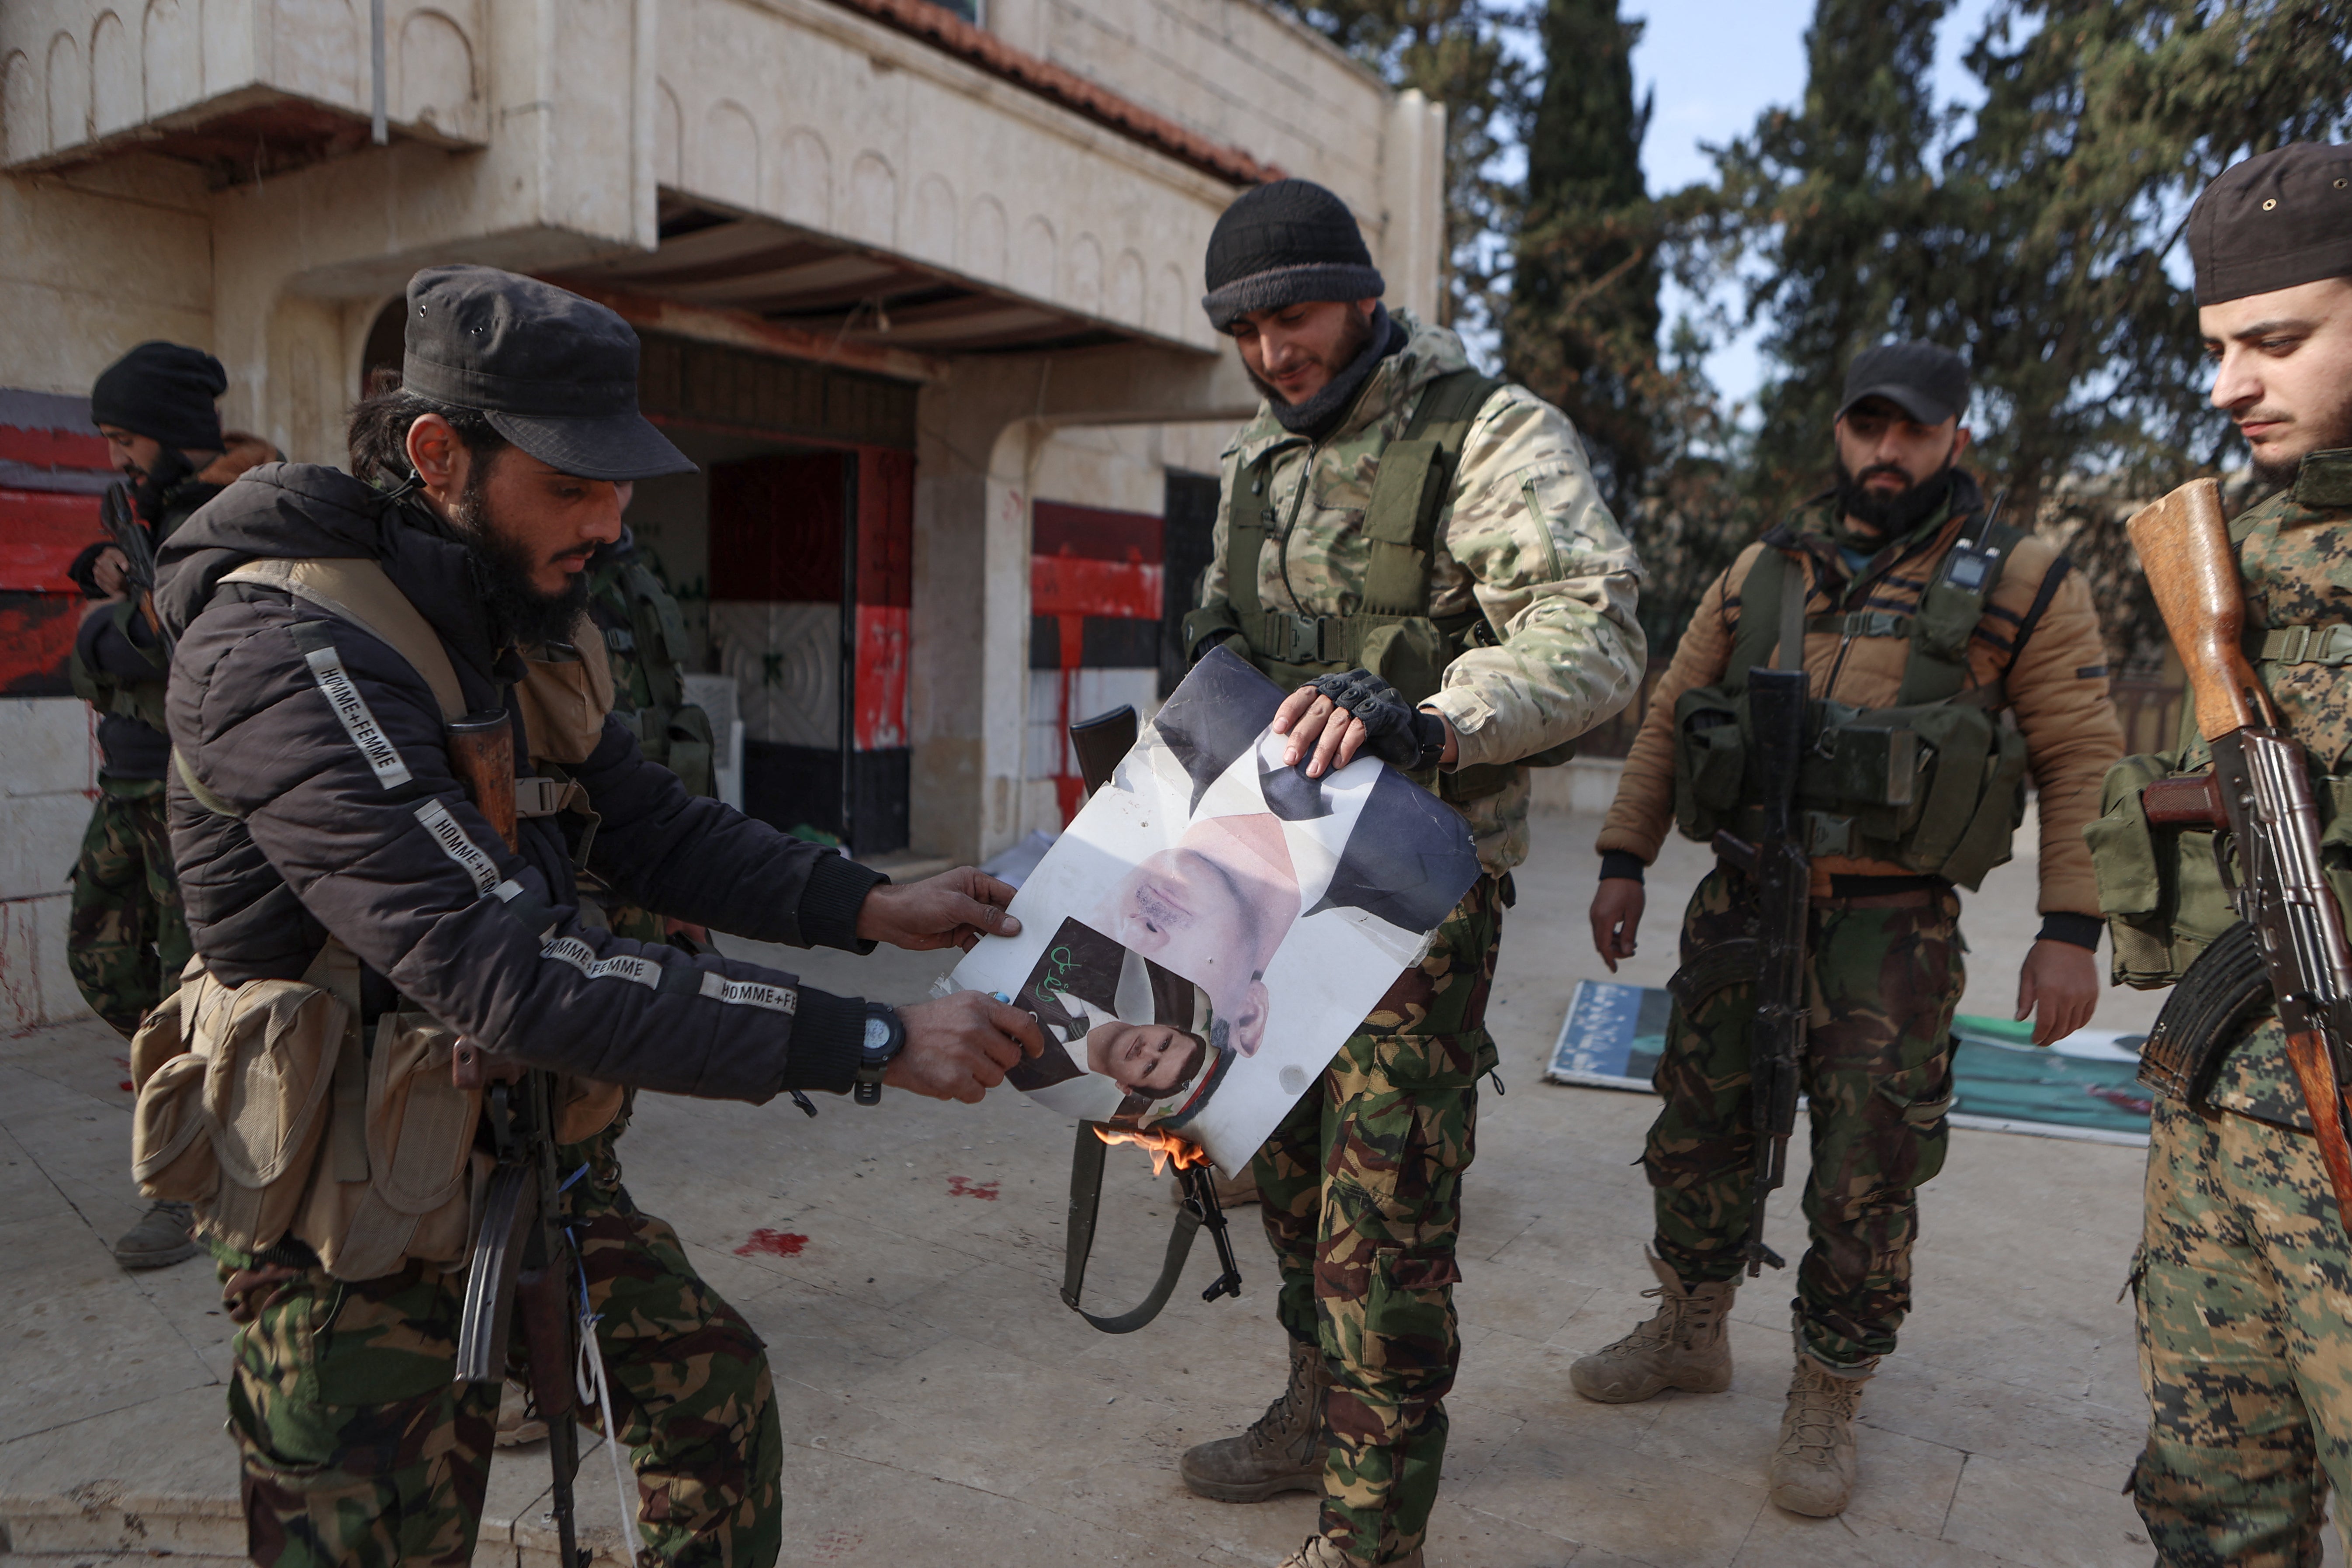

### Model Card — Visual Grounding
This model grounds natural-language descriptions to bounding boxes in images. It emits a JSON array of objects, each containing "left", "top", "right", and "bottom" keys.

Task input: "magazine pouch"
[
  {"left": 294, "top": 1007, "right": 487, "bottom": 1281},
  {"left": 129, "top": 952, "right": 350, "bottom": 1256}
]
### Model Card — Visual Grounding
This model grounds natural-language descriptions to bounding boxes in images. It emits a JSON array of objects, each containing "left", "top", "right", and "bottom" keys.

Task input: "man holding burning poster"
[{"left": 1166, "top": 179, "right": 1645, "bottom": 1568}]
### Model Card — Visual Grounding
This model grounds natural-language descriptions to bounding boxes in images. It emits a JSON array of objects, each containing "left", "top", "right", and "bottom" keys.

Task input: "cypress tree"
[
  {"left": 1705, "top": 0, "right": 1954, "bottom": 512},
  {"left": 1508, "top": 0, "right": 1659, "bottom": 520}
]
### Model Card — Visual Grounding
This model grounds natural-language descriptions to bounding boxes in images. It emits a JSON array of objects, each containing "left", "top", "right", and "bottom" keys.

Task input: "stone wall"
[{"left": 0, "top": 698, "right": 97, "bottom": 1030}]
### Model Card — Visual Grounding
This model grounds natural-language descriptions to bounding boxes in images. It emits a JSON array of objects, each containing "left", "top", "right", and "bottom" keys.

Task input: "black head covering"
[
  {"left": 401, "top": 265, "right": 694, "bottom": 481},
  {"left": 1837, "top": 340, "right": 1971, "bottom": 426},
  {"left": 2189, "top": 142, "right": 2352, "bottom": 305},
  {"left": 90, "top": 341, "right": 226, "bottom": 451},
  {"left": 1201, "top": 180, "right": 1386, "bottom": 332}
]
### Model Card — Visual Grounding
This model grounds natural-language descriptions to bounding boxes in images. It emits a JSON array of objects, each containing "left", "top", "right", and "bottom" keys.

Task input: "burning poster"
[{"left": 949, "top": 646, "right": 1483, "bottom": 1173}]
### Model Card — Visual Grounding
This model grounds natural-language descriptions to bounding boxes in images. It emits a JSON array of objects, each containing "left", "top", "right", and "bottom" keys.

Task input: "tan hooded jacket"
[{"left": 1596, "top": 489, "right": 2122, "bottom": 915}]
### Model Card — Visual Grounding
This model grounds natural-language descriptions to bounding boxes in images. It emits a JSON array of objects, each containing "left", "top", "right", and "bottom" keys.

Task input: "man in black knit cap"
[
  {"left": 69, "top": 341, "right": 275, "bottom": 1269},
  {"left": 1174, "top": 179, "right": 1646, "bottom": 1568}
]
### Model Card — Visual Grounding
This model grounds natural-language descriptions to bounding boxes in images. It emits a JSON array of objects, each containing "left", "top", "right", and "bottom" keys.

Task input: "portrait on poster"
[{"left": 949, "top": 647, "right": 1482, "bottom": 1173}]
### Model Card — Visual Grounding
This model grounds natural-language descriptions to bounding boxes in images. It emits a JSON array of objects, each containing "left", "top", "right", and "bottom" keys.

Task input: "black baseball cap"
[
  {"left": 401, "top": 265, "right": 693, "bottom": 482},
  {"left": 2188, "top": 142, "right": 2352, "bottom": 305},
  {"left": 1836, "top": 340, "right": 1970, "bottom": 426}
]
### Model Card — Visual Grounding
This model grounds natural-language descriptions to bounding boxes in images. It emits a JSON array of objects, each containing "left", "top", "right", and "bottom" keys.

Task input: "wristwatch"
[{"left": 855, "top": 1003, "right": 905, "bottom": 1105}]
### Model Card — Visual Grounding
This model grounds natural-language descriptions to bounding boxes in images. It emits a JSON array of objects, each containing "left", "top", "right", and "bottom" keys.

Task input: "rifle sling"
[{"left": 1060, "top": 1120, "right": 1204, "bottom": 1334}]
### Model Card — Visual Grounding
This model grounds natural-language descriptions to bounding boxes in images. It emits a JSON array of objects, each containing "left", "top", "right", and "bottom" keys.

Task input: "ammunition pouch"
[
  {"left": 1668, "top": 510, "right": 2037, "bottom": 890},
  {"left": 1672, "top": 684, "right": 2025, "bottom": 888},
  {"left": 2088, "top": 748, "right": 2352, "bottom": 989},
  {"left": 128, "top": 947, "right": 489, "bottom": 1281}
]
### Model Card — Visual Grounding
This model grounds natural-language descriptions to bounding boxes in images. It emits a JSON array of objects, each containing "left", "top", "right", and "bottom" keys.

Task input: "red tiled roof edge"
[{"left": 825, "top": 0, "right": 1285, "bottom": 187}]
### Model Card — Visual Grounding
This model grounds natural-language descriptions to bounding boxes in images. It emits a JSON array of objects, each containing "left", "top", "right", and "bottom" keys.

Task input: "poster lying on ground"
[
  {"left": 1545, "top": 977, "right": 2153, "bottom": 1144},
  {"left": 949, "top": 647, "right": 1483, "bottom": 1173}
]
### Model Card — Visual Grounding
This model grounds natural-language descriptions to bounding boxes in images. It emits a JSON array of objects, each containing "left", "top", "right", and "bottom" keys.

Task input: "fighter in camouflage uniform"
[
  {"left": 1171, "top": 180, "right": 1647, "bottom": 1568},
  {"left": 68, "top": 341, "right": 274, "bottom": 1269},
  {"left": 1580, "top": 341, "right": 2123, "bottom": 1516},
  {"left": 2084, "top": 143, "right": 2352, "bottom": 1567},
  {"left": 162, "top": 267, "right": 1042, "bottom": 1568}
]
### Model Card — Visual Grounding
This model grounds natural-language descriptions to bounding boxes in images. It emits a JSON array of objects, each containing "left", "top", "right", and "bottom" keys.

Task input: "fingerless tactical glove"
[{"left": 1308, "top": 668, "right": 1448, "bottom": 771}]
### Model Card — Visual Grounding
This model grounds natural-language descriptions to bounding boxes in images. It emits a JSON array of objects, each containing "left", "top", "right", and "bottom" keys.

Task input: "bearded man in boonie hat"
[
  {"left": 2092, "top": 142, "right": 2352, "bottom": 1567},
  {"left": 1173, "top": 178, "right": 1648, "bottom": 1568},
  {"left": 152, "top": 264, "right": 1049, "bottom": 1565}
]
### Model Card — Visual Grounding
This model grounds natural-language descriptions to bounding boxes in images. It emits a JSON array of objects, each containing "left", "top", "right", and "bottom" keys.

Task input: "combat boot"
[
  {"left": 1276, "top": 1535, "right": 1422, "bottom": 1568},
  {"left": 1768, "top": 1355, "right": 1868, "bottom": 1516},
  {"left": 1181, "top": 1335, "right": 1329, "bottom": 1502},
  {"left": 1569, "top": 1249, "right": 1735, "bottom": 1403},
  {"left": 112, "top": 1199, "right": 197, "bottom": 1269}
]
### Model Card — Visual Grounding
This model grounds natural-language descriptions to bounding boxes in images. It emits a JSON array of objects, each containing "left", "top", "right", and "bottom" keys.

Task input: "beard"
[
  {"left": 1243, "top": 305, "right": 1377, "bottom": 407},
  {"left": 1834, "top": 455, "right": 1959, "bottom": 541},
  {"left": 452, "top": 463, "right": 591, "bottom": 648},
  {"left": 2246, "top": 400, "right": 2352, "bottom": 490}
]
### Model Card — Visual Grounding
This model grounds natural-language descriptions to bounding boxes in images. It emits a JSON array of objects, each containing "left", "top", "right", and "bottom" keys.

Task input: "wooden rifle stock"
[
  {"left": 2126, "top": 479, "right": 2272, "bottom": 737},
  {"left": 446, "top": 712, "right": 520, "bottom": 851}
]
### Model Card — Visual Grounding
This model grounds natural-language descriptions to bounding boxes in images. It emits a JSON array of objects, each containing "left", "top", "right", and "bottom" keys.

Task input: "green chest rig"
[
  {"left": 1180, "top": 368, "right": 1566, "bottom": 805},
  {"left": 70, "top": 599, "right": 171, "bottom": 733},
  {"left": 591, "top": 558, "right": 714, "bottom": 799},
  {"left": 1671, "top": 505, "right": 2046, "bottom": 890}
]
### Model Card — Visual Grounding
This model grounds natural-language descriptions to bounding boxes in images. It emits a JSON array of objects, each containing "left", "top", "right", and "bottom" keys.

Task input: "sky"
[{"left": 1625, "top": 0, "right": 2005, "bottom": 409}]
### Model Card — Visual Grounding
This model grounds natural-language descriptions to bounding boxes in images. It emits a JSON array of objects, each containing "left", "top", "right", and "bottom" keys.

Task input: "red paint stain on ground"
[
  {"left": 116, "top": 1055, "right": 132, "bottom": 1092},
  {"left": 946, "top": 1176, "right": 999, "bottom": 1200},
  {"left": 734, "top": 1229, "right": 808, "bottom": 1258}
]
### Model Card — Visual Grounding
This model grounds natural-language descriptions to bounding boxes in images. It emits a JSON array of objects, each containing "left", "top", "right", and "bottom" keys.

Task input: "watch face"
[{"left": 863, "top": 1015, "right": 893, "bottom": 1054}]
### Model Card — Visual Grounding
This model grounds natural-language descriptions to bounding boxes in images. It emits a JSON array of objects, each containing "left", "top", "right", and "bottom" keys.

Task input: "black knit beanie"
[
  {"left": 1202, "top": 180, "right": 1386, "bottom": 332},
  {"left": 90, "top": 341, "right": 227, "bottom": 452}
]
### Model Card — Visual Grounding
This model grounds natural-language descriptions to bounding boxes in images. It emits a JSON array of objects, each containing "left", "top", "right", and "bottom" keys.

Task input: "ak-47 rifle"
[
  {"left": 101, "top": 481, "right": 175, "bottom": 662},
  {"left": 443, "top": 710, "right": 590, "bottom": 1568},
  {"left": 2130, "top": 479, "right": 2352, "bottom": 1225},
  {"left": 1709, "top": 667, "right": 1811, "bottom": 1275}
]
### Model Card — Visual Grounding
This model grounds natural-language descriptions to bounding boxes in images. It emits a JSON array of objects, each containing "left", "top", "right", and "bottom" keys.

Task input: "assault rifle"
[
  {"left": 1709, "top": 667, "right": 1811, "bottom": 1275},
  {"left": 101, "top": 481, "right": 175, "bottom": 661},
  {"left": 443, "top": 711, "right": 590, "bottom": 1568},
  {"left": 2130, "top": 479, "right": 2352, "bottom": 1226}
]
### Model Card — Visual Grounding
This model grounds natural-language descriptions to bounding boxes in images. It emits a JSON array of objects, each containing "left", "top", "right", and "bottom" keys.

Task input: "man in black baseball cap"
[
  {"left": 1578, "top": 323, "right": 2120, "bottom": 1519},
  {"left": 1829, "top": 339, "right": 1974, "bottom": 547},
  {"left": 150, "top": 265, "right": 1045, "bottom": 1564},
  {"left": 2114, "top": 142, "right": 2352, "bottom": 1565}
]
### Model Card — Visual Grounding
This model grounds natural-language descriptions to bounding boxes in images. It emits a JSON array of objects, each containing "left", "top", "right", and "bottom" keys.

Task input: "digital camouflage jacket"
[{"left": 1204, "top": 311, "right": 1648, "bottom": 872}]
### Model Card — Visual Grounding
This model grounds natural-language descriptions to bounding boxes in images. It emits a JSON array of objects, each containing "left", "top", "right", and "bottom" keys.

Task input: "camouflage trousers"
[
  {"left": 1252, "top": 874, "right": 1501, "bottom": 1568},
  {"left": 218, "top": 1104, "right": 782, "bottom": 1568},
  {"left": 1644, "top": 868, "right": 1961, "bottom": 1369},
  {"left": 66, "top": 777, "right": 190, "bottom": 1038},
  {"left": 2132, "top": 1091, "right": 2352, "bottom": 1568}
]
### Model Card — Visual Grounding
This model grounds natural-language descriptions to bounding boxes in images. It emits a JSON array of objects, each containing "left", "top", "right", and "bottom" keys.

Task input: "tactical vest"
[
  {"left": 1670, "top": 509, "right": 2042, "bottom": 890},
  {"left": 131, "top": 556, "right": 619, "bottom": 1280},
  {"left": 592, "top": 557, "right": 715, "bottom": 798},
  {"left": 1178, "top": 369, "right": 1567, "bottom": 803}
]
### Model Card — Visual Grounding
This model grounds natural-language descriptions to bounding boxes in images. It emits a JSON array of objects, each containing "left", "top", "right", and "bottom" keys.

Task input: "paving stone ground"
[{"left": 0, "top": 808, "right": 2318, "bottom": 1567}]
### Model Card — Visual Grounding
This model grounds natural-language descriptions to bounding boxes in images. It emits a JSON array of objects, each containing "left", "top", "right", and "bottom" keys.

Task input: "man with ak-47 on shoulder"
[
  {"left": 1173, "top": 179, "right": 1648, "bottom": 1568},
  {"left": 143, "top": 265, "right": 1043, "bottom": 1567},
  {"left": 1577, "top": 341, "right": 2123, "bottom": 1516},
  {"left": 2088, "top": 142, "right": 2352, "bottom": 1567}
]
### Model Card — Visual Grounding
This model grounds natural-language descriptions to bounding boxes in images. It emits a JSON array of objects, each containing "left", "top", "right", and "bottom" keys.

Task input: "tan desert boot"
[
  {"left": 1569, "top": 1249, "right": 1736, "bottom": 1403},
  {"left": 1181, "top": 1335, "right": 1330, "bottom": 1502},
  {"left": 1768, "top": 1355, "right": 1868, "bottom": 1516},
  {"left": 1276, "top": 1536, "right": 1423, "bottom": 1568}
]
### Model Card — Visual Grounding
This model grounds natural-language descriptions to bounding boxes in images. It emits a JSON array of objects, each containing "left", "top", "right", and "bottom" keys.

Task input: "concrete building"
[{"left": 0, "top": 0, "right": 1448, "bottom": 1029}]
